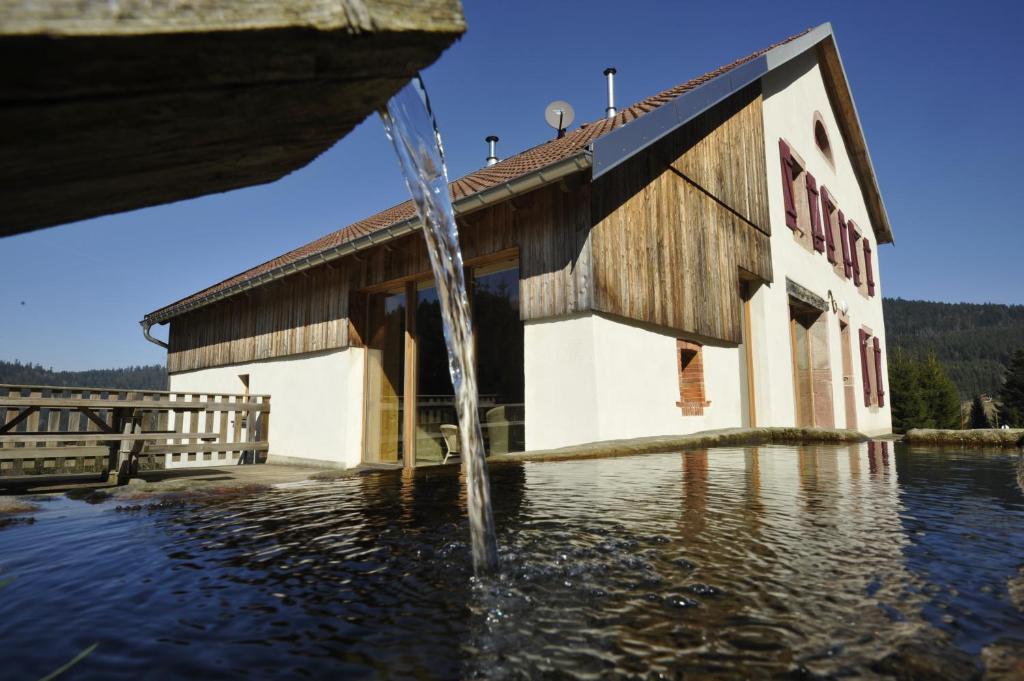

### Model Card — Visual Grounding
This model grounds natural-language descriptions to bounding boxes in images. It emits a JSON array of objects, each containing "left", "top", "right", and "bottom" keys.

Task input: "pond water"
[{"left": 1, "top": 443, "right": 1022, "bottom": 679}]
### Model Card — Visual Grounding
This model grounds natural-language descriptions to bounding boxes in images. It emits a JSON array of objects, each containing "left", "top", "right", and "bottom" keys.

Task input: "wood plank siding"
[
  {"left": 167, "top": 85, "right": 770, "bottom": 372},
  {"left": 589, "top": 84, "right": 772, "bottom": 344},
  {"left": 168, "top": 183, "right": 593, "bottom": 373}
]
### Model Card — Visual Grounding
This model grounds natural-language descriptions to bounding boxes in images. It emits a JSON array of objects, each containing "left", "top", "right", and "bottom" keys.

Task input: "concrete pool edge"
[
  {"left": 487, "top": 427, "right": 871, "bottom": 464},
  {"left": 904, "top": 428, "right": 1024, "bottom": 449}
]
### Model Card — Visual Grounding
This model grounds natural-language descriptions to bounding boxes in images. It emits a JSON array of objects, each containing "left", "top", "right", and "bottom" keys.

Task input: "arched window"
[{"left": 813, "top": 113, "right": 833, "bottom": 164}]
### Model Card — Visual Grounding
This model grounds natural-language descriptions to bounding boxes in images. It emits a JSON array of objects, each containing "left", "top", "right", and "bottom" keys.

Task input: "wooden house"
[{"left": 142, "top": 23, "right": 894, "bottom": 469}]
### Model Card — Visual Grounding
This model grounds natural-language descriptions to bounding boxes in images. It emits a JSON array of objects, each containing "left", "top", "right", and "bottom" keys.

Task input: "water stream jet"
[{"left": 380, "top": 77, "right": 500, "bottom": 574}]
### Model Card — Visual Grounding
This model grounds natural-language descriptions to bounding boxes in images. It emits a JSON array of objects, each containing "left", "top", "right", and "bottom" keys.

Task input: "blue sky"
[{"left": 2, "top": 1, "right": 1022, "bottom": 370}]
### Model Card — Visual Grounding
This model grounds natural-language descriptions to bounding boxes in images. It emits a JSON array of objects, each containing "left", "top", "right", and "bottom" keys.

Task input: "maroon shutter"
[
  {"left": 821, "top": 188, "right": 837, "bottom": 264},
  {"left": 839, "top": 211, "right": 853, "bottom": 278},
  {"left": 858, "top": 330, "right": 872, "bottom": 406},
  {"left": 779, "top": 139, "right": 798, "bottom": 231},
  {"left": 806, "top": 173, "right": 825, "bottom": 252},
  {"left": 848, "top": 221, "right": 862, "bottom": 286},
  {"left": 863, "top": 238, "right": 876, "bottom": 296},
  {"left": 873, "top": 337, "right": 885, "bottom": 407}
]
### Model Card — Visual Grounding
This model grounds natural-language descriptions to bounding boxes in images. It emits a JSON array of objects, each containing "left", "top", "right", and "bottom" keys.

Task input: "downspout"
[{"left": 140, "top": 319, "right": 168, "bottom": 349}]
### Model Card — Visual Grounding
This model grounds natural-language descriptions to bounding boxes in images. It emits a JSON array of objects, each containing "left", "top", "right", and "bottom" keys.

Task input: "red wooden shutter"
[
  {"left": 821, "top": 187, "right": 837, "bottom": 264},
  {"left": 848, "top": 221, "right": 862, "bottom": 286},
  {"left": 779, "top": 139, "right": 798, "bottom": 231},
  {"left": 863, "top": 238, "right": 876, "bottom": 296},
  {"left": 806, "top": 173, "right": 825, "bottom": 252},
  {"left": 873, "top": 337, "right": 885, "bottom": 407},
  {"left": 858, "top": 330, "right": 872, "bottom": 406},
  {"left": 839, "top": 211, "right": 853, "bottom": 278}
]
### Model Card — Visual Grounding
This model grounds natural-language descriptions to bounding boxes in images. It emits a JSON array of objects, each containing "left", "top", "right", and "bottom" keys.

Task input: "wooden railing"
[{"left": 0, "top": 384, "right": 270, "bottom": 482}]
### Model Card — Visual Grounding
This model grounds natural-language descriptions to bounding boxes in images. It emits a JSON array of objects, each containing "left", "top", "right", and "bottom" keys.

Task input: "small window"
[
  {"left": 847, "top": 222, "right": 863, "bottom": 287},
  {"left": 863, "top": 238, "right": 876, "bottom": 297},
  {"left": 778, "top": 139, "right": 813, "bottom": 251},
  {"left": 858, "top": 328, "right": 885, "bottom": 408},
  {"left": 820, "top": 187, "right": 839, "bottom": 267},
  {"left": 676, "top": 340, "right": 710, "bottom": 416},
  {"left": 814, "top": 114, "right": 833, "bottom": 164}
]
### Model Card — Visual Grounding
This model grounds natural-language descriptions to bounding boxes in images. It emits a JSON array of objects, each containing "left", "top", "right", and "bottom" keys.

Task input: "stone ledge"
[
  {"left": 904, "top": 428, "right": 1024, "bottom": 448},
  {"left": 488, "top": 427, "right": 869, "bottom": 464}
]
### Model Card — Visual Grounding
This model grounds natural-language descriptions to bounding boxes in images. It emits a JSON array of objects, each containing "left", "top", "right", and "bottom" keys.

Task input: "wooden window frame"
[
  {"left": 863, "top": 236, "right": 876, "bottom": 297},
  {"left": 838, "top": 210, "right": 854, "bottom": 279},
  {"left": 848, "top": 221, "right": 863, "bottom": 289},
  {"left": 858, "top": 326, "right": 880, "bottom": 409},
  {"left": 820, "top": 186, "right": 839, "bottom": 266},
  {"left": 806, "top": 172, "right": 826, "bottom": 254},
  {"left": 781, "top": 142, "right": 814, "bottom": 251}
]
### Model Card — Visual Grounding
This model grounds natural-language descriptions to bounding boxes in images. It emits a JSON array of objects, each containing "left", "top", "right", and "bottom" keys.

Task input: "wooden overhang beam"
[{"left": 0, "top": 0, "right": 466, "bottom": 237}]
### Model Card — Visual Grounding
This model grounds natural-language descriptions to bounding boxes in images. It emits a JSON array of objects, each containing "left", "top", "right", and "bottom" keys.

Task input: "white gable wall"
[
  {"left": 758, "top": 49, "right": 892, "bottom": 435},
  {"left": 524, "top": 313, "right": 745, "bottom": 450},
  {"left": 168, "top": 347, "right": 365, "bottom": 468}
]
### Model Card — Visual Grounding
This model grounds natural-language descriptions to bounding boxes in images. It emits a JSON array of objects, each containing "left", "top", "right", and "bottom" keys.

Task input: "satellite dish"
[{"left": 544, "top": 100, "right": 575, "bottom": 138}]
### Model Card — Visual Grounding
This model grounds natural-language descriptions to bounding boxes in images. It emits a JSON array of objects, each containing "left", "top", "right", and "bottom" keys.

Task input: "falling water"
[{"left": 380, "top": 77, "right": 499, "bottom": 574}]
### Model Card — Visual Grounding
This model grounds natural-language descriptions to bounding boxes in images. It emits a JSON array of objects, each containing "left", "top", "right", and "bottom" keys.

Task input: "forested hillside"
[
  {"left": 883, "top": 298, "right": 1024, "bottom": 399},
  {"left": 0, "top": 360, "right": 167, "bottom": 390}
]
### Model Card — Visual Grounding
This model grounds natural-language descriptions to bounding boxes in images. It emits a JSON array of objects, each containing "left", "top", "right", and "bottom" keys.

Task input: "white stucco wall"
[
  {"left": 525, "top": 313, "right": 745, "bottom": 450},
  {"left": 168, "top": 347, "right": 365, "bottom": 468},
  {"left": 758, "top": 49, "right": 892, "bottom": 436}
]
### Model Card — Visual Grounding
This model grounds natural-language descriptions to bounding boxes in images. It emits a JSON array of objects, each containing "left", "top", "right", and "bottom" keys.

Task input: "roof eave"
[
  {"left": 143, "top": 149, "right": 593, "bottom": 326},
  {"left": 812, "top": 31, "right": 894, "bottom": 244}
]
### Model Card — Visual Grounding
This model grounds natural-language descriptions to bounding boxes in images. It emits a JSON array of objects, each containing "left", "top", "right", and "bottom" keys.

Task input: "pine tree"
[
  {"left": 969, "top": 396, "right": 990, "bottom": 429},
  {"left": 920, "top": 354, "right": 961, "bottom": 429},
  {"left": 999, "top": 348, "right": 1024, "bottom": 427},
  {"left": 889, "top": 348, "right": 929, "bottom": 433}
]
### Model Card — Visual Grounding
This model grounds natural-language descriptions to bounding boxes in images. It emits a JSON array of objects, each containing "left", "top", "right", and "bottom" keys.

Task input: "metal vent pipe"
[
  {"left": 485, "top": 135, "right": 499, "bottom": 166},
  {"left": 603, "top": 67, "right": 617, "bottom": 119}
]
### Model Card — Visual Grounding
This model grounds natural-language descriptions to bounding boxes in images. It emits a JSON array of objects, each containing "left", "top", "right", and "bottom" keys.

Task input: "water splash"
[{"left": 380, "top": 77, "right": 499, "bottom": 574}]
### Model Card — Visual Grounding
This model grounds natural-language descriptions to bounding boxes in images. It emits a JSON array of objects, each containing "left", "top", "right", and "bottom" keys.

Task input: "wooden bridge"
[{"left": 0, "top": 384, "right": 270, "bottom": 486}]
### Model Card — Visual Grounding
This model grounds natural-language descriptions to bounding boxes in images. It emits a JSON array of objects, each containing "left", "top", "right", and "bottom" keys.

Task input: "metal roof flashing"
[
  {"left": 592, "top": 24, "right": 833, "bottom": 180},
  {"left": 592, "top": 22, "right": 893, "bottom": 245}
]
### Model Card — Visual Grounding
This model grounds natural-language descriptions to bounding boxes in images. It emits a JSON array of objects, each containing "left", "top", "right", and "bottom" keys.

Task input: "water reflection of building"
[
  {"left": 677, "top": 444, "right": 934, "bottom": 671},
  {"left": 144, "top": 25, "right": 894, "bottom": 472},
  {"left": 518, "top": 444, "right": 932, "bottom": 674}
]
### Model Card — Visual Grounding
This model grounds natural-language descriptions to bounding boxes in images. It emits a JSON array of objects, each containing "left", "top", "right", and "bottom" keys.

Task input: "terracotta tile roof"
[{"left": 149, "top": 28, "right": 812, "bottom": 320}]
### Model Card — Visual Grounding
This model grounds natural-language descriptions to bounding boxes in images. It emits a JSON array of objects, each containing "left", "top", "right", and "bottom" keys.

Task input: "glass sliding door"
[
  {"left": 363, "top": 289, "right": 406, "bottom": 463},
  {"left": 473, "top": 261, "right": 525, "bottom": 454},
  {"left": 364, "top": 258, "right": 526, "bottom": 466},
  {"left": 415, "top": 283, "right": 456, "bottom": 463}
]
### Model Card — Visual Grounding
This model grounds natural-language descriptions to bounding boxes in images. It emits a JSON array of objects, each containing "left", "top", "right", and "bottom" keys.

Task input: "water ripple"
[{"left": 0, "top": 444, "right": 1021, "bottom": 679}]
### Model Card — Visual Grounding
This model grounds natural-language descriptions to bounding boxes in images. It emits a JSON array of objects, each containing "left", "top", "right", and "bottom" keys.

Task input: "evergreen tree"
[
  {"left": 920, "top": 354, "right": 962, "bottom": 429},
  {"left": 999, "top": 348, "right": 1024, "bottom": 427},
  {"left": 889, "top": 348, "right": 929, "bottom": 433},
  {"left": 969, "top": 396, "right": 990, "bottom": 429},
  {"left": 0, "top": 360, "right": 167, "bottom": 390}
]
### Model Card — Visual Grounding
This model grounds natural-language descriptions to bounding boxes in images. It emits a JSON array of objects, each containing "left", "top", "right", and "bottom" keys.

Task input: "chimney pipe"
[
  {"left": 603, "top": 67, "right": 617, "bottom": 119},
  {"left": 485, "top": 135, "right": 499, "bottom": 166}
]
